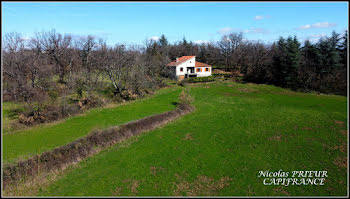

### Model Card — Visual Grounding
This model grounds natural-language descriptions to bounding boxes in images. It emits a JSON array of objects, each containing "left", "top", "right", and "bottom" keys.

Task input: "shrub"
[
  {"left": 18, "top": 93, "right": 105, "bottom": 126},
  {"left": 100, "top": 85, "right": 116, "bottom": 100},
  {"left": 48, "top": 89, "right": 59, "bottom": 102},
  {"left": 212, "top": 65, "right": 226, "bottom": 70},
  {"left": 212, "top": 74, "right": 233, "bottom": 79},
  {"left": 177, "top": 89, "right": 194, "bottom": 111},
  {"left": 187, "top": 76, "right": 215, "bottom": 83},
  {"left": 18, "top": 102, "right": 81, "bottom": 126},
  {"left": 78, "top": 95, "right": 104, "bottom": 110},
  {"left": 235, "top": 76, "right": 243, "bottom": 83},
  {"left": 155, "top": 77, "right": 167, "bottom": 88},
  {"left": 177, "top": 79, "right": 187, "bottom": 87},
  {"left": 120, "top": 90, "right": 138, "bottom": 101}
]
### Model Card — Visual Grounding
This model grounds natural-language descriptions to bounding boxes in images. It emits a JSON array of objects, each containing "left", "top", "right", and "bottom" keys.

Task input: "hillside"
[{"left": 3, "top": 81, "right": 346, "bottom": 196}]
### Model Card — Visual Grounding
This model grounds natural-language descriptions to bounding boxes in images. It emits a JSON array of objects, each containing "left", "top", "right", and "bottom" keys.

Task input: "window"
[
  {"left": 196, "top": 68, "right": 201, "bottom": 72},
  {"left": 205, "top": 68, "right": 209, "bottom": 72},
  {"left": 180, "top": 67, "right": 183, "bottom": 72}
]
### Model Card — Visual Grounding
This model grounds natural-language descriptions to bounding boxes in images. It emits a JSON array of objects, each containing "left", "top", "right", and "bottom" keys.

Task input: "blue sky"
[{"left": 2, "top": 2, "right": 348, "bottom": 45}]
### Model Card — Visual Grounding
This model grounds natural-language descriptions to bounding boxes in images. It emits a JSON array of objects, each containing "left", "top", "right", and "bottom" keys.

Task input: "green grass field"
[
  {"left": 3, "top": 86, "right": 181, "bottom": 164},
  {"left": 3, "top": 81, "right": 347, "bottom": 196}
]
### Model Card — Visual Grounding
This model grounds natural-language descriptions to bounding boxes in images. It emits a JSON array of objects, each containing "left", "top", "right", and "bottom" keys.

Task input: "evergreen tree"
[
  {"left": 339, "top": 30, "right": 348, "bottom": 69},
  {"left": 317, "top": 35, "right": 342, "bottom": 77},
  {"left": 159, "top": 34, "right": 168, "bottom": 47},
  {"left": 284, "top": 36, "right": 301, "bottom": 89},
  {"left": 181, "top": 37, "right": 191, "bottom": 55},
  {"left": 182, "top": 36, "right": 188, "bottom": 46},
  {"left": 300, "top": 40, "right": 321, "bottom": 90},
  {"left": 158, "top": 34, "right": 169, "bottom": 57},
  {"left": 272, "top": 37, "right": 288, "bottom": 87},
  {"left": 330, "top": 30, "right": 341, "bottom": 50},
  {"left": 301, "top": 40, "right": 320, "bottom": 71}
]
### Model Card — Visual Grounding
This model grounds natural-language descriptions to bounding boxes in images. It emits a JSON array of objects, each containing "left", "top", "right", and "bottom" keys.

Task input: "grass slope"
[
  {"left": 3, "top": 87, "right": 181, "bottom": 164},
  {"left": 38, "top": 81, "right": 347, "bottom": 196}
]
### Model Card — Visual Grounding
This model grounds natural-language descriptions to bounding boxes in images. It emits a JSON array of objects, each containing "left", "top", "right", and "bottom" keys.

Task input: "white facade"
[
  {"left": 176, "top": 57, "right": 195, "bottom": 77},
  {"left": 195, "top": 68, "right": 212, "bottom": 77},
  {"left": 173, "top": 57, "right": 212, "bottom": 79}
]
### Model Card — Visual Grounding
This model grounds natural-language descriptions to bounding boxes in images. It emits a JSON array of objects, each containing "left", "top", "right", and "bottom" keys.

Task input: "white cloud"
[
  {"left": 297, "top": 22, "right": 336, "bottom": 30},
  {"left": 217, "top": 27, "right": 268, "bottom": 35},
  {"left": 301, "top": 33, "right": 328, "bottom": 43},
  {"left": 148, "top": 36, "right": 160, "bottom": 41},
  {"left": 298, "top": 24, "right": 312, "bottom": 30},
  {"left": 255, "top": 15, "right": 264, "bottom": 20},
  {"left": 254, "top": 15, "right": 270, "bottom": 20},
  {"left": 309, "top": 33, "right": 327, "bottom": 38},
  {"left": 193, "top": 40, "right": 210, "bottom": 44},
  {"left": 242, "top": 28, "right": 267, "bottom": 34},
  {"left": 312, "top": 22, "right": 336, "bottom": 28},
  {"left": 217, "top": 27, "right": 233, "bottom": 34},
  {"left": 306, "top": 33, "right": 327, "bottom": 42}
]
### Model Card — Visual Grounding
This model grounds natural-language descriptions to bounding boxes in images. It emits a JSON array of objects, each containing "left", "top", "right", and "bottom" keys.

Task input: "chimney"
[{"left": 176, "top": 57, "right": 179, "bottom": 62}]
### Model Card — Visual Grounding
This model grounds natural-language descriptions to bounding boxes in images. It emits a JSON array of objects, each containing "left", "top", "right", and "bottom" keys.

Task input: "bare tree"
[
  {"left": 2, "top": 32, "right": 32, "bottom": 101},
  {"left": 218, "top": 32, "right": 244, "bottom": 71},
  {"left": 75, "top": 35, "right": 97, "bottom": 76},
  {"left": 96, "top": 41, "right": 134, "bottom": 95},
  {"left": 36, "top": 30, "right": 74, "bottom": 83},
  {"left": 24, "top": 35, "right": 49, "bottom": 88},
  {"left": 243, "top": 42, "right": 272, "bottom": 83},
  {"left": 73, "top": 35, "right": 104, "bottom": 96}
]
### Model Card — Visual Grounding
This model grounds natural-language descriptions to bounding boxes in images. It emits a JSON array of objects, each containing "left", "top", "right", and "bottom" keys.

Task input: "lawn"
[
  {"left": 2, "top": 86, "right": 181, "bottom": 164},
  {"left": 33, "top": 81, "right": 347, "bottom": 196}
]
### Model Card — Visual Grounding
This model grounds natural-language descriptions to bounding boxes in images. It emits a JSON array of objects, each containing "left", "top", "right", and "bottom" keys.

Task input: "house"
[{"left": 166, "top": 56, "right": 212, "bottom": 80}]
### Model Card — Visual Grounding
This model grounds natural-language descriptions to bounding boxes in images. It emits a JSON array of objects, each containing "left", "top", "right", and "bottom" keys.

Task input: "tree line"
[
  {"left": 2, "top": 29, "right": 348, "bottom": 122},
  {"left": 148, "top": 31, "right": 347, "bottom": 95},
  {"left": 2, "top": 30, "right": 171, "bottom": 125}
]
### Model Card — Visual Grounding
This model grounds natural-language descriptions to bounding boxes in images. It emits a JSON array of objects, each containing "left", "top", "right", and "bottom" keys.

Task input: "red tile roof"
[
  {"left": 195, "top": 61, "right": 211, "bottom": 67},
  {"left": 166, "top": 56, "right": 195, "bottom": 66}
]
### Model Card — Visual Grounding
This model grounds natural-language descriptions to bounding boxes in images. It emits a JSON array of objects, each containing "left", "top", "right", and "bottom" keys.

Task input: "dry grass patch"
[
  {"left": 183, "top": 133, "right": 194, "bottom": 141},
  {"left": 112, "top": 187, "right": 122, "bottom": 196},
  {"left": 334, "top": 157, "right": 347, "bottom": 169},
  {"left": 173, "top": 175, "right": 232, "bottom": 196},
  {"left": 238, "top": 87, "right": 256, "bottom": 93},
  {"left": 294, "top": 125, "right": 318, "bottom": 132},
  {"left": 131, "top": 181, "right": 140, "bottom": 195},
  {"left": 247, "top": 185, "right": 256, "bottom": 195},
  {"left": 323, "top": 141, "right": 347, "bottom": 153},
  {"left": 334, "top": 120, "right": 344, "bottom": 126},
  {"left": 150, "top": 166, "right": 165, "bottom": 176},
  {"left": 273, "top": 187, "right": 290, "bottom": 196},
  {"left": 112, "top": 179, "right": 140, "bottom": 196},
  {"left": 2, "top": 166, "right": 72, "bottom": 196},
  {"left": 212, "top": 69, "right": 232, "bottom": 74},
  {"left": 333, "top": 143, "right": 347, "bottom": 153},
  {"left": 121, "top": 179, "right": 141, "bottom": 195},
  {"left": 340, "top": 130, "right": 347, "bottom": 136},
  {"left": 301, "top": 126, "right": 313, "bottom": 131},
  {"left": 268, "top": 135, "right": 283, "bottom": 142},
  {"left": 223, "top": 92, "right": 237, "bottom": 97}
]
